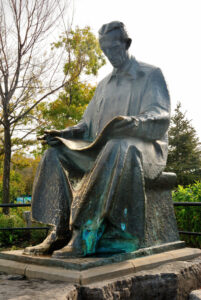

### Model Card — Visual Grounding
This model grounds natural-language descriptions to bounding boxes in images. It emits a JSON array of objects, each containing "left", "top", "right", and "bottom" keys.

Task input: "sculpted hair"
[{"left": 98, "top": 21, "right": 132, "bottom": 49}]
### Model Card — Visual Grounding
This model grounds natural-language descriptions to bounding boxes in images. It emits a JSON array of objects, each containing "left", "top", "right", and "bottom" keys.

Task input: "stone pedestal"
[
  {"left": 0, "top": 247, "right": 200, "bottom": 284},
  {"left": 144, "top": 172, "right": 179, "bottom": 247},
  {"left": 0, "top": 248, "right": 201, "bottom": 299}
]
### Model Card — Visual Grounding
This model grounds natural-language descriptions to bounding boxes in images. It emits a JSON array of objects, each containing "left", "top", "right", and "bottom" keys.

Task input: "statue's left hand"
[
  {"left": 110, "top": 116, "right": 133, "bottom": 134},
  {"left": 107, "top": 116, "right": 139, "bottom": 138}
]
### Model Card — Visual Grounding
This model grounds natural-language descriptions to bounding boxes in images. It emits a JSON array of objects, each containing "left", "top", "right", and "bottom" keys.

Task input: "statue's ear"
[{"left": 126, "top": 38, "right": 132, "bottom": 50}]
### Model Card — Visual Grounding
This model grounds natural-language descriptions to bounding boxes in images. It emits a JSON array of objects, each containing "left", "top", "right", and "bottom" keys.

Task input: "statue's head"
[{"left": 98, "top": 21, "right": 132, "bottom": 69}]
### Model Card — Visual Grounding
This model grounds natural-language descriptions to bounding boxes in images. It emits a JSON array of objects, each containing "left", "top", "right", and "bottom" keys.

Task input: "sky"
[{"left": 72, "top": 0, "right": 201, "bottom": 138}]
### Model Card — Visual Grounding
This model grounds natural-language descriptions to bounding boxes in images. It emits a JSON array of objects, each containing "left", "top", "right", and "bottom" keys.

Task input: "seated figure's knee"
[
  {"left": 105, "top": 138, "right": 127, "bottom": 150},
  {"left": 105, "top": 138, "right": 140, "bottom": 154},
  {"left": 104, "top": 139, "right": 142, "bottom": 168}
]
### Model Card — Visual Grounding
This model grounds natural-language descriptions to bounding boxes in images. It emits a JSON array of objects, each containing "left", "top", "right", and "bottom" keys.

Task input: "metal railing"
[
  {"left": 174, "top": 202, "right": 201, "bottom": 206},
  {"left": 0, "top": 202, "right": 200, "bottom": 237},
  {"left": 0, "top": 203, "right": 49, "bottom": 235},
  {"left": 0, "top": 203, "right": 31, "bottom": 208},
  {"left": 173, "top": 202, "right": 201, "bottom": 237}
]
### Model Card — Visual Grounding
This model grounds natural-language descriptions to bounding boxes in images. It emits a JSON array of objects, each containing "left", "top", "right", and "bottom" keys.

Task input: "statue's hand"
[
  {"left": 110, "top": 116, "right": 133, "bottom": 134},
  {"left": 44, "top": 129, "right": 62, "bottom": 137},
  {"left": 108, "top": 116, "right": 138, "bottom": 137},
  {"left": 38, "top": 128, "right": 74, "bottom": 146},
  {"left": 38, "top": 129, "right": 63, "bottom": 146}
]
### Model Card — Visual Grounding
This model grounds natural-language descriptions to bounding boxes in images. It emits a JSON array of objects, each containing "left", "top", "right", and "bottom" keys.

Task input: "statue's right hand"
[
  {"left": 43, "top": 129, "right": 62, "bottom": 137},
  {"left": 37, "top": 128, "right": 73, "bottom": 146},
  {"left": 37, "top": 129, "right": 62, "bottom": 146},
  {"left": 38, "top": 129, "right": 63, "bottom": 140}
]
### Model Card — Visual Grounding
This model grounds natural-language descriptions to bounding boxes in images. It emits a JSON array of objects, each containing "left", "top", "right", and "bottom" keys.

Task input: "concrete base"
[{"left": 0, "top": 247, "right": 201, "bottom": 284}]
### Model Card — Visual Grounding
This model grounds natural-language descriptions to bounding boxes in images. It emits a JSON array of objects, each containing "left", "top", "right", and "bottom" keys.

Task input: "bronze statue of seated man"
[{"left": 24, "top": 21, "right": 170, "bottom": 258}]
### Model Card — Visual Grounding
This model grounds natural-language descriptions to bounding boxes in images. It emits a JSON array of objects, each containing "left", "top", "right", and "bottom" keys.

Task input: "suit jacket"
[{"left": 64, "top": 56, "right": 171, "bottom": 179}]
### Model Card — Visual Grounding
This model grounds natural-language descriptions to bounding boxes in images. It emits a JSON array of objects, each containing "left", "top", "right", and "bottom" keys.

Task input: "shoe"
[
  {"left": 52, "top": 230, "right": 84, "bottom": 258},
  {"left": 23, "top": 229, "right": 69, "bottom": 256}
]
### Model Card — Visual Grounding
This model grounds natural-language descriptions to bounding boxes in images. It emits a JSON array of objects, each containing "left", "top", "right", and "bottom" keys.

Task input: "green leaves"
[
  {"left": 0, "top": 207, "right": 47, "bottom": 249},
  {"left": 173, "top": 182, "right": 201, "bottom": 247},
  {"left": 53, "top": 26, "right": 106, "bottom": 78},
  {"left": 37, "top": 82, "right": 96, "bottom": 131}
]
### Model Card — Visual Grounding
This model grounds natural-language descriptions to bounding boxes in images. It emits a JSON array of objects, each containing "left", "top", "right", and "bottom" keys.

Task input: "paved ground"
[{"left": 0, "top": 273, "right": 78, "bottom": 300}]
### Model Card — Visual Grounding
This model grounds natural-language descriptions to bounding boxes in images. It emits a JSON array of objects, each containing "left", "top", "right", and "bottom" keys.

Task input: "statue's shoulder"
[
  {"left": 97, "top": 73, "right": 112, "bottom": 88},
  {"left": 137, "top": 60, "right": 159, "bottom": 77}
]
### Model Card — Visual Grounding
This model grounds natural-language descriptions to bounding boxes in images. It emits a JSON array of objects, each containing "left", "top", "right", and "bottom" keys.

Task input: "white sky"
[{"left": 73, "top": 0, "right": 201, "bottom": 138}]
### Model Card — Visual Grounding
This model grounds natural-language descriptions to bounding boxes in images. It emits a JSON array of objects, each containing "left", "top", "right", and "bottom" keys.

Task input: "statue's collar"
[{"left": 108, "top": 56, "right": 140, "bottom": 82}]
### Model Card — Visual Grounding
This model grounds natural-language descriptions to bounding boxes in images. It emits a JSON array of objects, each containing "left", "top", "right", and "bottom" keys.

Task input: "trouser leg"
[
  {"left": 70, "top": 139, "right": 146, "bottom": 252},
  {"left": 31, "top": 145, "right": 97, "bottom": 232},
  {"left": 24, "top": 145, "right": 97, "bottom": 255},
  {"left": 31, "top": 147, "right": 72, "bottom": 234}
]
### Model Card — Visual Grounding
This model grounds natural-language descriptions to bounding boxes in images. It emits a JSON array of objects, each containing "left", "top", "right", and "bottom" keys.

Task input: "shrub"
[
  {"left": 173, "top": 182, "right": 201, "bottom": 248},
  {"left": 0, "top": 212, "right": 28, "bottom": 247},
  {"left": 0, "top": 207, "right": 48, "bottom": 249}
]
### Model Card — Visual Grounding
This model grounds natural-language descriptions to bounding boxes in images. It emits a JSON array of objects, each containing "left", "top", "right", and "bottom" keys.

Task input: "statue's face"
[{"left": 99, "top": 30, "right": 128, "bottom": 69}]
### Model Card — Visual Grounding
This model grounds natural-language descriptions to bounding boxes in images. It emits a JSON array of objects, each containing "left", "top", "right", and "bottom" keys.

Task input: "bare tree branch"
[
  {"left": 0, "top": 0, "right": 71, "bottom": 208},
  {"left": 11, "top": 80, "right": 68, "bottom": 125}
]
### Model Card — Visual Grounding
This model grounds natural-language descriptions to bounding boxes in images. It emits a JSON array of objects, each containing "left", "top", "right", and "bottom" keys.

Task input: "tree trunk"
[{"left": 2, "top": 122, "right": 11, "bottom": 215}]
